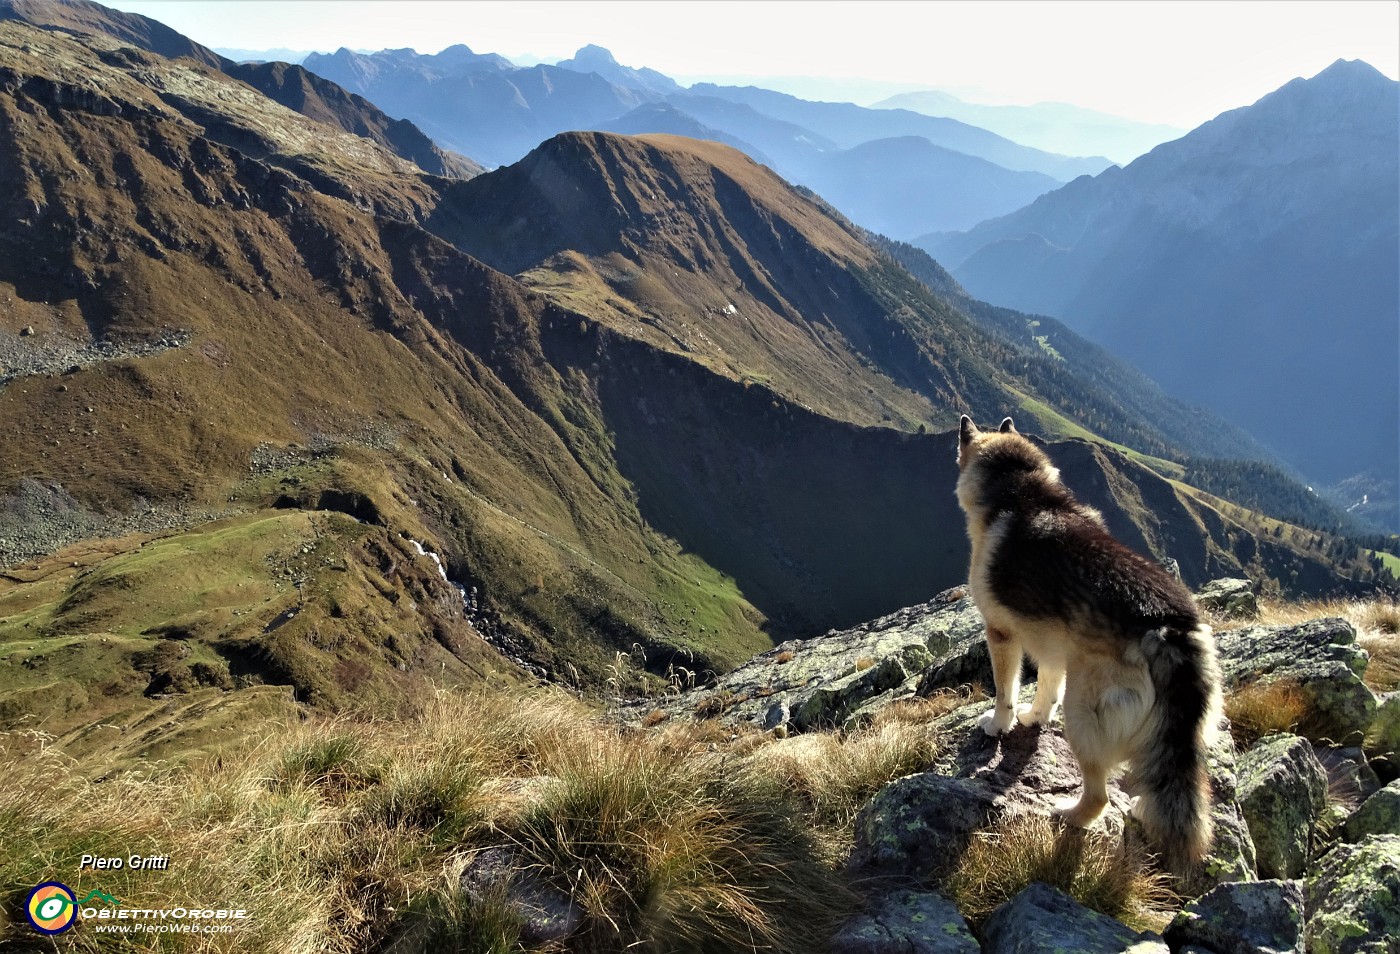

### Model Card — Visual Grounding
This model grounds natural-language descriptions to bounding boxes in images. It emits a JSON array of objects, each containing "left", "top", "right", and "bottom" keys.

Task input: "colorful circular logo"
[{"left": 26, "top": 882, "right": 77, "bottom": 935}]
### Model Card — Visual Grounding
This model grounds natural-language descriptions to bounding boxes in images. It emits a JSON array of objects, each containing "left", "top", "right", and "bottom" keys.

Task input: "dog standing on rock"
[{"left": 955, "top": 415, "right": 1223, "bottom": 874}]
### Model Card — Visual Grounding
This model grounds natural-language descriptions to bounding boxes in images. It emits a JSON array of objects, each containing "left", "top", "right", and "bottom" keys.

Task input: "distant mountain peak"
[
  {"left": 555, "top": 42, "right": 678, "bottom": 95},
  {"left": 567, "top": 43, "right": 619, "bottom": 67}
]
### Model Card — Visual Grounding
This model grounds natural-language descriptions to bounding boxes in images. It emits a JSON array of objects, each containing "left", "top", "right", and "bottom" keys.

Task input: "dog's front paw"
[
  {"left": 978, "top": 707, "right": 1015, "bottom": 736},
  {"left": 1016, "top": 703, "right": 1055, "bottom": 727}
]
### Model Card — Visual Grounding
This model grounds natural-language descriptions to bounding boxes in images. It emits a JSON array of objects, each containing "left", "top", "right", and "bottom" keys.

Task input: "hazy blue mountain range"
[
  {"left": 919, "top": 59, "right": 1399, "bottom": 525},
  {"left": 682, "top": 83, "right": 1112, "bottom": 180},
  {"left": 873, "top": 89, "right": 1187, "bottom": 164},
  {"left": 298, "top": 44, "right": 1105, "bottom": 235},
  {"left": 214, "top": 46, "right": 311, "bottom": 64}
]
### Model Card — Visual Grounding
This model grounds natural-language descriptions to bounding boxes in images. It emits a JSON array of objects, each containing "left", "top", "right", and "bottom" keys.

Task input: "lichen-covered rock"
[
  {"left": 1305, "top": 834, "right": 1400, "bottom": 954},
  {"left": 1343, "top": 780, "right": 1400, "bottom": 842},
  {"left": 1237, "top": 734, "right": 1328, "bottom": 879},
  {"left": 1364, "top": 692, "right": 1400, "bottom": 782},
  {"left": 1164, "top": 879, "right": 1305, "bottom": 954},
  {"left": 1197, "top": 578, "right": 1260, "bottom": 619},
  {"left": 981, "top": 882, "right": 1168, "bottom": 954},
  {"left": 1217, "top": 618, "right": 1377, "bottom": 745},
  {"left": 1194, "top": 729, "right": 1260, "bottom": 894},
  {"left": 830, "top": 889, "right": 979, "bottom": 954},
  {"left": 850, "top": 773, "right": 1003, "bottom": 879},
  {"left": 460, "top": 847, "right": 583, "bottom": 944},
  {"left": 614, "top": 590, "right": 987, "bottom": 731}
]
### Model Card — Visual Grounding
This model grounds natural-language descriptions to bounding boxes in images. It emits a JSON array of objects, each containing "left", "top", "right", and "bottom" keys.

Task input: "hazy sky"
[{"left": 106, "top": 1, "right": 1399, "bottom": 128}]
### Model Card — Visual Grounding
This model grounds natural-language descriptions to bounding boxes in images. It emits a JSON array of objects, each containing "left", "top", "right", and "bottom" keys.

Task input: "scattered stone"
[
  {"left": 460, "top": 847, "right": 583, "bottom": 944},
  {"left": 20, "top": 325, "right": 34, "bottom": 336},
  {"left": 1165, "top": 879, "right": 1306, "bottom": 954},
  {"left": 1304, "top": 834, "right": 1400, "bottom": 954},
  {"left": 1196, "top": 578, "right": 1259, "bottom": 619},
  {"left": 981, "top": 882, "right": 1168, "bottom": 954},
  {"left": 1343, "top": 779, "right": 1400, "bottom": 842},
  {"left": 1237, "top": 734, "right": 1328, "bottom": 879},
  {"left": 1217, "top": 618, "right": 1377, "bottom": 746},
  {"left": 830, "top": 889, "right": 979, "bottom": 954}
]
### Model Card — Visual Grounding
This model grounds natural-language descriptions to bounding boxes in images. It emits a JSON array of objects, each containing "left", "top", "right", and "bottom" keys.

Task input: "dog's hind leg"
[
  {"left": 1020, "top": 656, "right": 1065, "bottom": 727},
  {"left": 978, "top": 625, "right": 1023, "bottom": 736},
  {"left": 1056, "top": 755, "right": 1111, "bottom": 828}
]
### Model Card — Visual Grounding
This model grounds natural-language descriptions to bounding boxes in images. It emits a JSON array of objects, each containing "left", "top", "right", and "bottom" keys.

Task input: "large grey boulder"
[
  {"left": 981, "top": 882, "right": 1168, "bottom": 954},
  {"left": 830, "top": 889, "right": 979, "bottom": 954},
  {"left": 1237, "top": 734, "right": 1328, "bottom": 879},
  {"left": 1217, "top": 618, "right": 1377, "bottom": 746},
  {"left": 1304, "top": 834, "right": 1400, "bottom": 954},
  {"left": 1196, "top": 578, "right": 1260, "bottom": 619},
  {"left": 616, "top": 589, "right": 988, "bottom": 732},
  {"left": 1343, "top": 779, "right": 1400, "bottom": 842},
  {"left": 1164, "top": 879, "right": 1306, "bottom": 954}
]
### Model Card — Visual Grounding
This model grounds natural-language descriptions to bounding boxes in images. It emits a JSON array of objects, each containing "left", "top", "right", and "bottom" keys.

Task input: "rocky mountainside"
[
  {"left": 920, "top": 60, "right": 1400, "bottom": 524},
  {"left": 0, "top": 6, "right": 1382, "bottom": 753},
  {"left": 0, "top": 0, "right": 479, "bottom": 178}
]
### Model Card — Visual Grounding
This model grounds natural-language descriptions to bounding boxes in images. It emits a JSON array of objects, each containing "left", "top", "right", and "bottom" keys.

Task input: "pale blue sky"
[{"left": 107, "top": 1, "right": 1399, "bottom": 128}]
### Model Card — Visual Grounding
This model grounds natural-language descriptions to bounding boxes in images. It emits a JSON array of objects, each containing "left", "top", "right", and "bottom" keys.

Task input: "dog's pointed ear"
[
  {"left": 959, "top": 415, "right": 979, "bottom": 445},
  {"left": 998, "top": 417, "right": 1016, "bottom": 434}
]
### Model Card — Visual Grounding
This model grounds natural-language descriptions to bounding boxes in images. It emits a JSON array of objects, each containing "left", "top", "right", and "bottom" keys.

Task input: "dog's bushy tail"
[{"left": 1134, "top": 623, "right": 1222, "bottom": 875}]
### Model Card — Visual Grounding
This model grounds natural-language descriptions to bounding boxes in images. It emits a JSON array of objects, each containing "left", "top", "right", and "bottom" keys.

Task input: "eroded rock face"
[
  {"left": 1196, "top": 578, "right": 1260, "bottom": 620},
  {"left": 1217, "top": 618, "right": 1377, "bottom": 745},
  {"left": 1237, "top": 734, "right": 1329, "bottom": 879},
  {"left": 1305, "top": 834, "right": 1400, "bottom": 954},
  {"left": 1165, "top": 879, "right": 1306, "bottom": 954},
  {"left": 829, "top": 889, "right": 979, "bottom": 954},
  {"left": 981, "top": 882, "right": 1168, "bottom": 954}
]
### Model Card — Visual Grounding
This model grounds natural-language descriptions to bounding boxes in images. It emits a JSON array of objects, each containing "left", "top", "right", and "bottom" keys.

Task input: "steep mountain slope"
[
  {"left": 1, "top": 0, "right": 477, "bottom": 178},
  {"left": 0, "top": 17, "right": 1374, "bottom": 753},
  {"left": 682, "top": 83, "right": 1113, "bottom": 180},
  {"left": 920, "top": 60, "right": 1399, "bottom": 517},
  {"left": 874, "top": 89, "right": 1186, "bottom": 164},
  {"left": 598, "top": 102, "right": 771, "bottom": 164}
]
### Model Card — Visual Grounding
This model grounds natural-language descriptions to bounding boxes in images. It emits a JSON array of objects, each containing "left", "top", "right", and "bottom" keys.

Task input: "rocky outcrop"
[
  {"left": 1164, "top": 879, "right": 1306, "bottom": 954},
  {"left": 981, "top": 882, "right": 1168, "bottom": 954},
  {"left": 1217, "top": 618, "right": 1377, "bottom": 745},
  {"left": 1196, "top": 578, "right": 1260, "bottom": 619},
  {"left": 1304, "top": 834, "right": 1400, "bottom": 954},
  {"left": 1236, "top": 734, "right": 1329, "bottom": 879},
  {"left": 615, "top": 589, "right": 988, "bottom": 732},
  {"left": 1364, "top": 692, "right": 1400, "bottom": 781}
]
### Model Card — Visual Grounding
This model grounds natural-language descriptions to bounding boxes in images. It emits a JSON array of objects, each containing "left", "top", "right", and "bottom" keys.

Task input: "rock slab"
[
  {"left": 830, "top": 889, "right": 979, "bottom": 954},
  {"left": 1164, "top": 879, "right": 1306, "bottom": 954},
  {"left": 1305, "top": 833, "right": 1400, "bottom": 954},
  {"left": 1237, "top": 734, "right": 1328, "bottom": 879},
  {"left": 981, "top": 882, "right": 1168, "bottom": 954}
]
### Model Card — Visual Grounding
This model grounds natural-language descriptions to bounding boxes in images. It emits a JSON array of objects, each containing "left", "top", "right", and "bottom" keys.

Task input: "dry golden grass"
[
  {"left": 1223, "top": 679, "right": 1312, "bottom": 750},
  {"left": 0, "top": 688, "right": 862, "bottom": 953},
  {"left": 945, "top": 815, "right": 1173, "bottom": 932}
]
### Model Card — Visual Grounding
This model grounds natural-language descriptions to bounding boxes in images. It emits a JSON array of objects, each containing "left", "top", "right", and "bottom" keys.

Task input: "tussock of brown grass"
[
  {"left": 1223, "top": 679, "right": 1311, "bottom": 750},
  {"left": 0, "top": 688, "right": 864, "bottom": 953},
  {"left": 945, "top": 815, "right": 1173, "bottom": 931}
]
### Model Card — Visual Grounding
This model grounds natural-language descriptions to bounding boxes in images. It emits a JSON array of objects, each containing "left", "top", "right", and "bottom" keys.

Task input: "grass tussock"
[
  {"left": 1223, "top": 679, "right": 1312, "bottom": 750},
  {"left": 0, "top": 687, "right": 893, "bottom": 953},
  {"left": 945, "top": 815, "right": 1173, "bottom": 932}
]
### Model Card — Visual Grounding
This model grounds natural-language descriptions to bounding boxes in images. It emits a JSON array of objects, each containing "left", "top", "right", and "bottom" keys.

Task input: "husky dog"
[{"left": 956, "top": 415, "right": 1222, "bottom": 873}]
